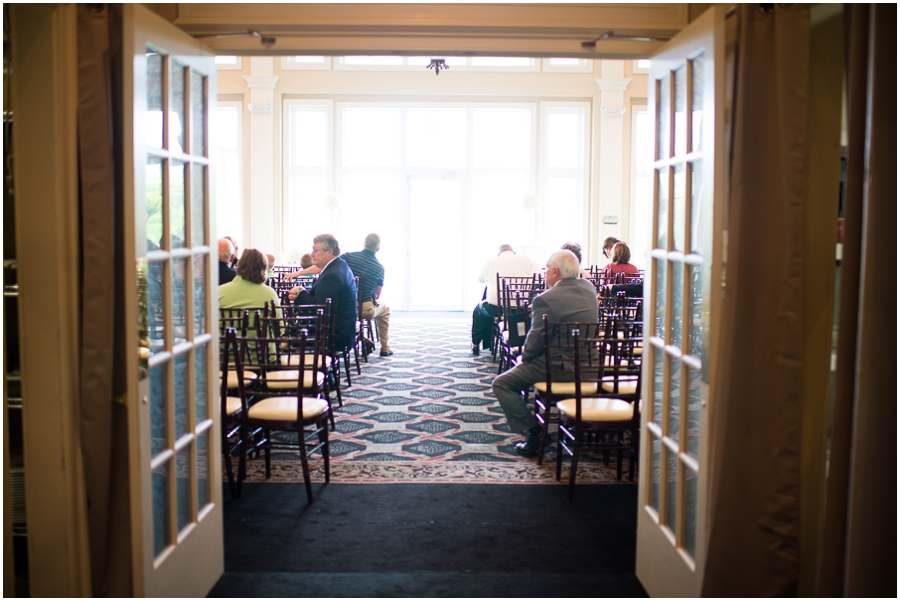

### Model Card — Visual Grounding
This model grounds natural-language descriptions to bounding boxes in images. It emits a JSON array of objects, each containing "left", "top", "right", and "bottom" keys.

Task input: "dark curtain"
[
  {"left": 77, "top": 4, "right": 130, "bottom": 596},
  {"left": 817, "top": 4, "right": 897, "bottom": 597},
  {"left": 701, "top": 4, "right": 810, "bottom": 596}
]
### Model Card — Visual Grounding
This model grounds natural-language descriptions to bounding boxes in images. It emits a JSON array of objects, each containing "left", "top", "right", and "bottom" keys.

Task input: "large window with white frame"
[
  {"left": 630, "top": 103, "right": 652, "bottom": 269},
  {"left": 283, "top": 98, "right": 591, "bottom": 310},
  {"left": 213, "top": 101, "right": 243, "bottom": 243}
]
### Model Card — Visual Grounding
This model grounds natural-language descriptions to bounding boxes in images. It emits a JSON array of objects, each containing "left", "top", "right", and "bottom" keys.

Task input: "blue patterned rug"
[{"left": 242, "top": 317, "right": 631, "bottom": 484}]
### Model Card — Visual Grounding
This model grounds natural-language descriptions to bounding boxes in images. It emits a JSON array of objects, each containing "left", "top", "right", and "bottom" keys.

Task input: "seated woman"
[
  {"left": 286, "top": 253, "right": 322, "bottom": 279},
  {"left": 604, "top": 242, "right": 639, "bottom": 276},
  {"left": 219, "top": 248, "right": 280, "bottom": 309}
]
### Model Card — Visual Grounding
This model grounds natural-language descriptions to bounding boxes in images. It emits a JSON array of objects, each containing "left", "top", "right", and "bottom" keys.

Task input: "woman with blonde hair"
[{"left": 604, "top": 241, "right": 639, "bottom": 276}]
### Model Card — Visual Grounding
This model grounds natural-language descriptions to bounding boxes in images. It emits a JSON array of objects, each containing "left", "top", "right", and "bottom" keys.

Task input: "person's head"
[
  {"left": 498, "top": 244, "right": 514, "bottom": 255},
  {"left": 300, "top": 253, "right": 313, "bottom": 269},
  {"left": 364, "top": 233, "right": 381, "bottom": 252},
  {"left": 560, "top": 242, "right": 583, "bottom": 264},
  {"left": 224, "top": 235, "right": 239, "bottom": 255},
  {"left": 610, "top": 242, "right": 631, "bottom": 265},
  {"left": 311, "top": 234, "right": 340, "bottom": 269},
  {"left": 545, "top": 249, "right": 580, "bottom": 288},
  {"left": 236, "top": 248, "right": 268, "bottom": 284},
  {"left": 218, "top": 238, "right": 235, "bottom": 263},
  {"left": 265, "top": 253, "right": 276, "bottom": 270},
  {"left": 602, "top": 236, "right": 620, "bottom": 259}
]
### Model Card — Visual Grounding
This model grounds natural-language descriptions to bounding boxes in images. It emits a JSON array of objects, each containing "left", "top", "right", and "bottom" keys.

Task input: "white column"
[
  {"left": 595, "top": 61, "right": 632, "bottom": 256},
  {"left": 242, "top": 57, "right": 279, "bottom": 250}
]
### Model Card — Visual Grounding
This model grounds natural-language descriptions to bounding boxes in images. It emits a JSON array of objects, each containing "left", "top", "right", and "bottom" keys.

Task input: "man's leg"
[
  {"left": 492, "top": 359, "right": 546, "bottom": 434},
  {"left": 471, "top": 302, "right": 497, "bottom": 352},
  {"left": 372, "top": 301, "right": 391, "bottom": 352}
]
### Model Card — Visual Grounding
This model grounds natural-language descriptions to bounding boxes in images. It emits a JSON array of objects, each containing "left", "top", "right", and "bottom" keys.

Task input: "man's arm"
[
  {"left": 521, "top": 293, "right": 550, "bottom": 363},
  {"left": 374, "top": 285, "right": 383, "bottom": 300}
]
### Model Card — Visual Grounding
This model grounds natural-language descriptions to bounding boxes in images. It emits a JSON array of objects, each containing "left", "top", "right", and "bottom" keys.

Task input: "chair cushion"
[
  {"left": 264, "top": 370, "right": 326, "bottom": 389},
  {"left": 247, "top": 396, "right": 329, "bottom": 421},
  {"left": 225, "top": 396, "right": 242, "bottom": 416},
  {"left": 601, "top": 379, "right": 639, "bottom": 395},
  {"left": 279, "top": 354, "right": 333, "bottom": 368},
  {"left": 534, "top": 381, "right": 599, "bottom": 395},
  {"left": 557, "top": 397, "right": 634, "bottom": 422},
  {"left": 220, "top": 370, "right": 258, "bottom": 389}
]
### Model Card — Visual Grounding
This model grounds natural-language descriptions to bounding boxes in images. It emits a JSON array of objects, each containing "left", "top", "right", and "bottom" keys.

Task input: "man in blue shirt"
[{"left": 343, "top": 233, "right": 393, "bottom": 357}]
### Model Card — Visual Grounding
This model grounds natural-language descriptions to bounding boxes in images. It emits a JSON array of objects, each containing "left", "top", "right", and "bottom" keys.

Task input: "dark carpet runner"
[{"left": 243, "top": 316, "right": 632, "bottom": 485}]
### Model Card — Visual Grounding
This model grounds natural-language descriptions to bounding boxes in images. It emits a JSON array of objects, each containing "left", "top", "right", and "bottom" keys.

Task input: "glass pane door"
[{"left": 407, "top": 176, "right": 465, "bottom": 310}]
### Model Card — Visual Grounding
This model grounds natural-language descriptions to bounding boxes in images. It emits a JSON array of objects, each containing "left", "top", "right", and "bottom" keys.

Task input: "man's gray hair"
[
  {"left": 548, "top": 249, "right": 580, "bottom": 279},
  {"left": 313, "top": 233, "right": 340, "bottom": 256},
  {"left": 364, "top": 233, "right": 381, "bottom": 252},
  {"left": 218, "top": 238, "right": 234, "bottom": 262},
  {"left": 498, "top": 244, "right": 514, "bottom": 254}
]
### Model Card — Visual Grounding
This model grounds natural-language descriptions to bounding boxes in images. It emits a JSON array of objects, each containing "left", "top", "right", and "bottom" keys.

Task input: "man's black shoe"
[
  {"left": 515, "top": 433, "right": 543, "bottom": 457},
  {"left": 472, "top": 344, "right": 480, "bottom": 356},
  {"left": 364, "top": 340, "right": 376, "bottom": 354},
  {"left": 379, "top": 350, "right": 394, "bottom": 357}
]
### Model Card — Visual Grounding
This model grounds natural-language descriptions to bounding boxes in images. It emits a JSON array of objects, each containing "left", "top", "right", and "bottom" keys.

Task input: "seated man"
[
  {"left": 472, "top": 244, "right": 540, "bottom": 356},
  {"left": 218, "top": 238, "right": 237, "bottom": 284},
  {"left": 343, "top": 233, "right": 393, "bottom": 357},
  {"left": 491, "top": 250, "right": 599, "bottom": 457},
  {"left": 288, "top": 234, "right": 358, "bottom": 352}
]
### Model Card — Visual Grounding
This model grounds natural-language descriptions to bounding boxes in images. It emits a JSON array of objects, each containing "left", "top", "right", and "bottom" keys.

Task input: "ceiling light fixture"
[{"left": 426, "top": 58, "right": 449, "bottom": 76}]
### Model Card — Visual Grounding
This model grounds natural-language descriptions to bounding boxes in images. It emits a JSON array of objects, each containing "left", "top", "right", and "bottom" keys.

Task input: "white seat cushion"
[
  {"left": 557, "top": 397, "right": 634, "bottom": 422},
  {"left": 534, "top": 381, "right": 599, "bottom": 395},
  {"left": 225, "top": 396, "right": 242, "bottom": 416},
  {"left": 279, "top": 354, "right": 333, "bottom": 368},
  {"left": 247, "top": 396, "right": 329, "bottom": 421},
  {"left": 264, "top": 370, "right": 326, "bottom": 389},
  {"left": 601, "top": 379, "right": 639, "bottom": 395},
  {"left": 220, "top": 370, "right": 258, "bottom": 389}
]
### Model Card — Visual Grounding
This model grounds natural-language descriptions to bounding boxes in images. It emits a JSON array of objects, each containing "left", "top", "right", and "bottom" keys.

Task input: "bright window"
[
  {"left": 630, "top": 105, "right": 652, "bottom": 269},
  {"left": 213, "top": 101, "right": 242, "bottom": 241}
]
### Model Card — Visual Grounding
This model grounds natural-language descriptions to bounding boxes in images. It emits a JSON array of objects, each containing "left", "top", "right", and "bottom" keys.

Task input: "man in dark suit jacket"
[
  {"left": 217, "top": 238, "right": 237, "bottom": 284},
  {"left": 288, "top": 234, "right": 358, "bottom": 351},
  {"left": 492, "top": 249, "right": 599, "bottom": 457}
]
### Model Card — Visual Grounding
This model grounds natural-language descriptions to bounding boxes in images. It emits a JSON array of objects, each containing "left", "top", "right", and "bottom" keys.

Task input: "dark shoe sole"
[{"left": 379, "top": 351, "right": 394, "bottom": 357}]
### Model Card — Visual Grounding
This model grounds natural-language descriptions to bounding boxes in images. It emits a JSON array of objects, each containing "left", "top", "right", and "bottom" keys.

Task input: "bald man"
[{"left": 218, "top": 238, "right": 237, "bottom": 284}]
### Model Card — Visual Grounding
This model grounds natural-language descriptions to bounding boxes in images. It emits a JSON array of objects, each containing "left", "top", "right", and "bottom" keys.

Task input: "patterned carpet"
[{"left": 242, "top": 316, "right": 633, "bottom": 485}]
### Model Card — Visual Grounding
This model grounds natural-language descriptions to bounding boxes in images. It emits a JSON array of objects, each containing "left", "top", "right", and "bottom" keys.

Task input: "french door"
[
  {"left": 407, "top": 175, "right": 466, "bottom": 310},
  {"left": 635, "top": 6, "right": 726, "bottom": 597},
  {"left": 123, "top": 5, "right": 223, "bottom": 596}
]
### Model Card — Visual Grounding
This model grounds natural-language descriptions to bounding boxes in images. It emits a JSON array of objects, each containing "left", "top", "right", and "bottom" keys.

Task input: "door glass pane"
[
  {"left": 190, "top": 163, "right": 205, "bottom": 246},
  {"left": 654, "top": 258, "right": 667, "bottom": 339},
  {"left": 684, "top": 467, "right": 698, "bottom": 558},
  {"left": 673, "top": 163, "right": 686, "bottom": 252},
  {"left": 152, "top": 461, "right": 169, "bottom": 558},
  {"left": 172, "top": 257, "right": 187, "bottom": 344},
  {"left": 406, "top": 109, "right": 467, "bottom": 168},
  {"left": 176, "top": 446, "right": 191, "bottom": 533},
  {"left": 674, "top": 65, "right": 687, "bottom": 156},
  {"left": 193, "top": 254, "right": 207, "bottom": 337},
  {"left": 150, "top": 363, "right": 168, "bottom": 457},
  {"left": 689, "top": 263, "right": 704, "bottom": 357},
  {"left": 194, "top": 343, "right": 208, "bottom": 422},
  {"left": 408, "top": 178, "right": 463, "bottom": 310},
  {"left": 146, "top": 156, "right": 164, "bottom": 251},
  {"left": 146, "top": 50, "right": 164, "bottom": 149},
  {"left": 147, "top": 259, "right": 166, "bottom": 354},
  {"left": 656, "top": 168, "right": 668, "bottom": 249},
  {"left": 652, "top": 345, "right": 663, "bottom": 425},
  {"left": 197, "top": 430, "right": 209, "bottom": 510},
  {"left": 170, "top": 161, "right": 186, "bottom": 249},
  {"left": 174, "top": 352, "right": 189, "bottom": 439},
  {"left": 666, "top": 449, "right": 678, "bottom": 531},
  {"left": 656, "top": 74, "right": 670, "bottom": 160},
  {"left": 691, "top": 53, "right": 705, "bottom": 153},
  {"left": 690, "top": 160, "right": 705, "bottom": 255},
  {"left": 651, "top": 434, "right": 661, "bottom": 514},
  {"left": 169, "top": 59, "right": 187, "bottom": 153},
  {"left": 668, "top": 356, "right": 681, "bottom": 443},
  {"left": 687, "top": 367, "right": 701, "bottom": 458},
  {"left": 671, "top": 260, "right": 683, "bottom": 346},
  {"left": 190, "top": 70, "right": 206, "bottom": 156}
]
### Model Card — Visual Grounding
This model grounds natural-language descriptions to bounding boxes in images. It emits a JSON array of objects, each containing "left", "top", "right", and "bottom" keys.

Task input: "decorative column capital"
[
  {"left": 242, "top": 75, "right": 280, "bottom": 89},
  {"left": 594, "top": 77, "right": 633, "bottom": 92}
]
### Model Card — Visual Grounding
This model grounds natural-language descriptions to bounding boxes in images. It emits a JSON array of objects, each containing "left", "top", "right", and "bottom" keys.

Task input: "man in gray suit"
[{"left": 492, "top": 249, "right": 599, "bottom": 457}]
